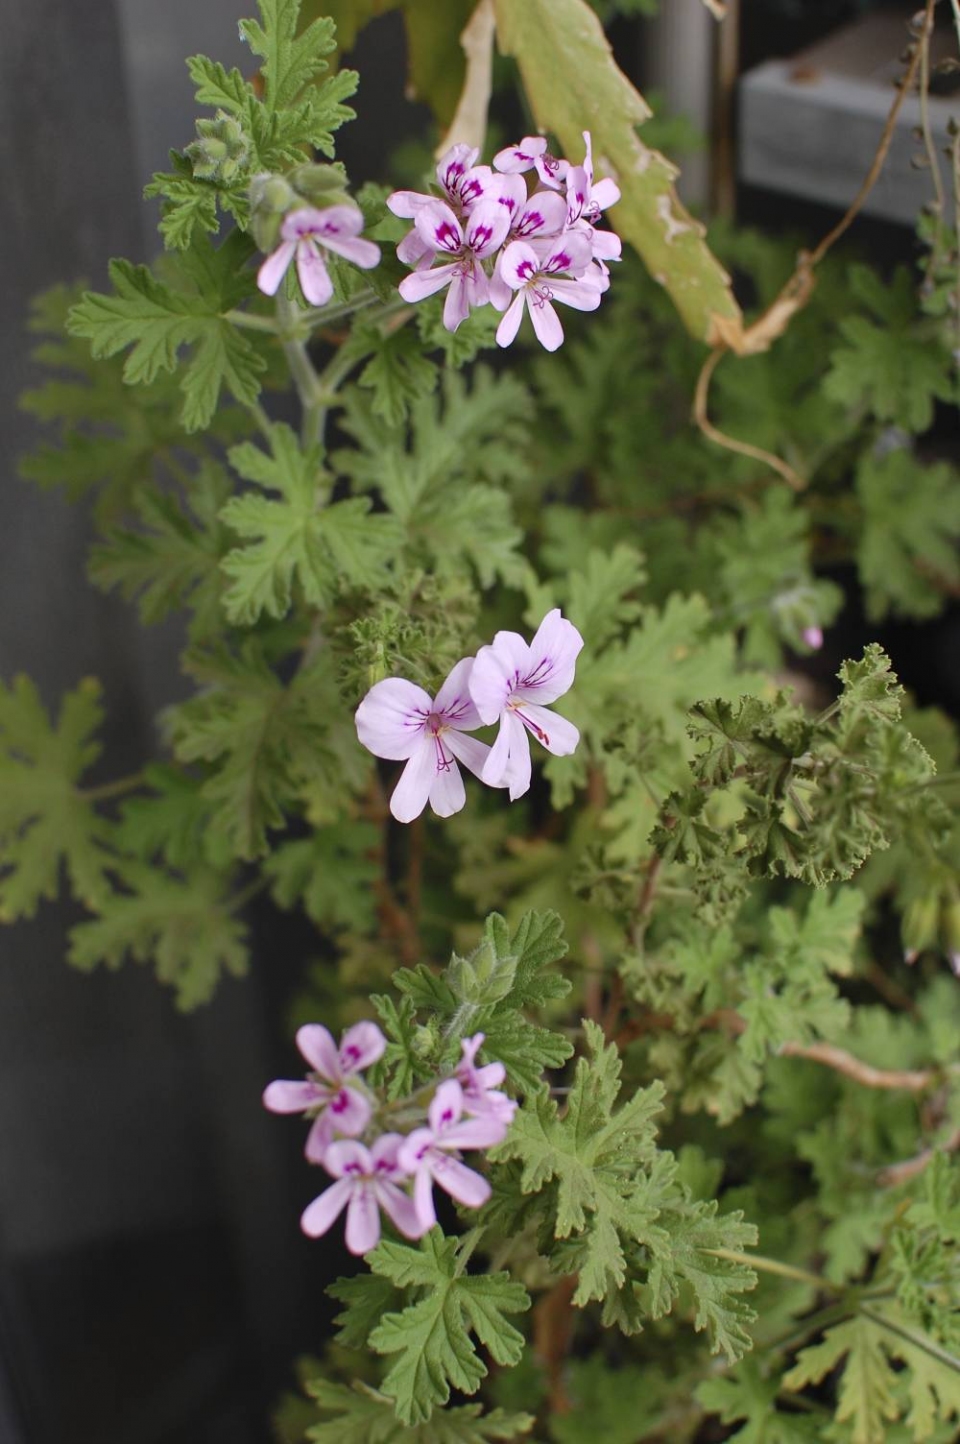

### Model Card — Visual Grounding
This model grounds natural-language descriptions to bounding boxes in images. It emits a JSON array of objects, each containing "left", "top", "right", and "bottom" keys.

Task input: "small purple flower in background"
[
  {"left": 470, "top": 608, "right": 584, "bottom": 801},
  {"left": 300, "top": 1134, "right": 426, "bottom": 1254},
  {"left": 457, "top": 1034, "right": 517, "bottom": 1126},
  {"left": 802, "top": 626, "right": 824, "bottom": 651},
  {"left": 398, "top": 1079, "right": 509, "bottom": 1232},
  {"left": 397, "top": 200, "right": 511, "bottom": 331},
  {"left": 494, "top": 235, "right": 601, "bottom": 352},
  {"left": 355, "top": 658, "right": 495, "bottom": 824},
  {"left": 257, "top": 205, "right": 381, "bottom": 307},
  {"left": 262, "top": 1021, "right": 385, "bottom": 1162}
]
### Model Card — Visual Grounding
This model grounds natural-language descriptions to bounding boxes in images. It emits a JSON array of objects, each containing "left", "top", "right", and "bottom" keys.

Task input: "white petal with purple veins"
[
  {"left": 444, "top": 730, "right": 493, "bottom": 783},
  {"left": 521, "top": 609, "right": 584, "bottom": 702},
  {"left": 262, "top": 1079, "right": 326, "bottom": 1113},
  {"left": 414, "top": 200, "right": 463, "bottom": 255},
  {"left": 434, "top": 658, "right": 483, "bottom": 730},
  {"left": 519, "top": 702, "right": 579, "bottom": 757},
  {"left": 390, "top": 741, "right": 437, "bottom": 823},
  {"left": 355, "top": 678, "right": 431, "bottom": 760},
  {"left": 257, "top": 239, "right": 296, "bottom": 296},
  {"left": 399, "top": 264, "right": 459, "bottom": 304},
  {"left": 496, "top": 292, "right": 526, "bottom": 348},
  {"left": 295, "top": 242, "right": 333, "bottom": 306},
  {"left": 428, "top": 757, "right": 466, "bottom": 817}
]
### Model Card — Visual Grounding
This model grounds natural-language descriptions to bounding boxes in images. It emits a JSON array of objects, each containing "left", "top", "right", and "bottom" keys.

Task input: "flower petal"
[
  {"left": 399, "top": 264, "right": 458, "bottom": 304},
  {"left": 493, "top": 136, "right": 547, "bottom": 173},
  {"left": 296, "top": 1023, "right": 340, "bottom": 1078},
  {"left": 295, "top": 242, "right": 333, "bottom": 306},
  {"left": 503, "top": 720, "right": 533, "bottom": 801},
  {"left": 305, "top": 1110, "right": 336, "bottom": 1163},
  {"left": 443, "top": 272, "right": 472, "bottom": 333},
  {"left": 375, "top": 1179, "right": 428, "bottom": 1239},
  {"left": 301, "top": 1177, "right": 353, "bottom": 1237},
  {"left": 390, "top": 742, "right": 436, "bottom": 824},
  {"left": 515, "top": 190, "right": 568, "bottom": 240},
  {"left": 590, "top": 177, "right": 621, "bottom": 212},
  {"left": 429, "top": 1078, "right": 465, "bottom": 1133},
  {"left": 499, "top": 240, "right": 541, "bottom": 292},
  {"left": 325, "top": 1085, "right": 371, "bottom": 1139},
  {"left": 519, "top": 609, "right": 584, "bottom": 703},
  {"left": 257, "top": 240, "right": 296, "bottom": 297},
  {"left": 428, "top": 758, "right": 466, "bottom": 818},
  {"left": 397, "top": 1127, "right": 434, "bottom": 1176},
  {"left": 345, "top": 1185, "right": 382, "bottom": 1255},
  {"left": 434, "top": 658, "right": 482, "bottom": 730},
  {"left": 520, "top": 703, "right": 579, "bottom": 758},
  {"left": 444, "top": 730, "right": 493, "bottom": 784},
  {"left": 464, "top": 200, "right": 511, "bottom": 258},
  {"left": 321, "top": 233, "right": 381, "bottom": 269},
  {"left": 371, "top": 1132, "right": 408, "bottom": 1176},
  {"left": 414, "top": 200, "right": 463, "bottom": 256},
  {"left": 413, "top": 1163, "right": 437, "bottom": 1231},
  {"left": 339, "top": 1020, "right": 387, "bottom": 1073},
  {"left": 496, "top": 292, "right": 526, "bottom": 348},
  {"left": 469, "top": 633, "right": 529, "bottom": 722},
  {"left": 543, "top": 232, "right": 594, "bottom": 277},
  {"left": 324, "top": 1138, "right": 374, "bottom": 1178},
  {"left": 262, "top": 1079, "right": 326, "bottom": 1113},
  {"left": 355, "top": 678, "right": 431, "bottom": 761},
  {"left": 528, "top": 294, "right": 564, "bottom": 351},
  {"left": 431, "top": 1155, "right": 492, "bottom": 1209},
  {"left": 548, "top": 277, "right": 604, "bottom": 312},
  {"left": 437, "top": 142, "right": 481, "bottom": 193},
  {"left": 441, "top": 1114, "right": 510, "bottom": 1150},
  {"left": 387, "top": 188, "right": 432, "bottom": 219}
]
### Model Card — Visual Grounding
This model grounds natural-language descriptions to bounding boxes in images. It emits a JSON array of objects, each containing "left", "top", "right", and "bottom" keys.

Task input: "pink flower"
[
  {"left": 300, "top": 1134, "right": 425, "bottom": 1254},
  {"left": 456, "top": 1034, "right": 517, "bottom": 1126},
  {"left": 355, "top": 658, "right": 494, "bottom": 824},
  {"left": 469, "top": 609, "right": 583, "bottom": 801},
  {"left": 494, "top": 235, "right": 602, "bottom": 352},
  {"left": 257, "top": 205, "right": 380, "bottom": 307},
  {"left": 398, "top": 1079, "right": 508, "bottom": 1232},
  {"left": 493, "top": 135, "right": 568, "bottom": 191},
  {"left": 262, "top": 1022, "right": 385, "bottom": 1162},
  {"left": 397, "top": 199, "right": 510, "bottom": 332},
  {"left": 388, "top": 143, "right": 504, "bottom": 221},
  {"left": 802, "top": 626, "right": 824, "bottom": 651},
  {"left": 565, "top": 131, "right": 622, "bottom": 265}
]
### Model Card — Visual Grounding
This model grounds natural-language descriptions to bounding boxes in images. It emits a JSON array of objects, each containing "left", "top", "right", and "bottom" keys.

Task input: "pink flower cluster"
[
  {"left": 264, "top": 1023, "right": 515, "bottom": 1254},
  {"left": 257, "top": 204, "right": 381, "bottom": 307},
  {"left": 354, "top": 609, "right": 584, "bottom": 823},
  {"left": 388, "top": 133, "right": 621, "bottom": 351}
]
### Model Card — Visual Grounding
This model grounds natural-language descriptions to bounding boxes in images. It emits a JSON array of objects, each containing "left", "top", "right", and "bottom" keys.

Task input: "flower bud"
[
  {"left": 288, "top": 163, "right": 350, "bottom": 206},
  {"left": 185, "top": 110, "right": 250, "bottom": 184},
  {"left": 902, "top": 892, "right": 940, "bottom": 962},
  {"left": 248, "top": 172, "right": 297, "bottom": 251},
  {"left": 939, "top": 892, "right": 960, "bottom": 963}
]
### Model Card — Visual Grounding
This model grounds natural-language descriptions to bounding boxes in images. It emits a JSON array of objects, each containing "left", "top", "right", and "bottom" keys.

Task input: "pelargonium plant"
[{"left": 11, "top": 0, "right": 960, "bottom": 1440}]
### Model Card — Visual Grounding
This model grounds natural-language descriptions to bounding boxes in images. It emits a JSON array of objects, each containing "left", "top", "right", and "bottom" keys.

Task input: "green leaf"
[
  {"left": 305, "top": 1380, "right": 533, "bottom": 1443},
  {"left": 265, "top": 821, "right": 379, "bottom": 931},
  {"left": 240, "top": 0, "right": 338, "bottom": 112},
  {"left": 855, "top": 450, "right": 960, "bottom": 622},
  {"left": 221, "top": 422, "right": 402, "bottom": 624},
  {"left": 367, "top": 1231, "right": 530, "bottom": 1425},
  {"left": 327, "top": 1271, "right": 405, "bottom": 1349},
  {"left": 698, "top": 1360, "right": 822, "bottom": 1443},
  {"left": 357, "top": 327, "right": 438, "bottom": 427},
  {"left": 784, "top": 1315, "right": 900, "bottom": 1444},
  {"left": 0, "top": 676, "right": 113, "bottom": 919},
  {"left": 493, "top": 0, "right": 741, "bottom": 343},
  {"left": 67, "top": 239, "right": 265, "bottom": 431},
  {"left": 68, "top": 862, "right": 249, "bottom": 1009}
]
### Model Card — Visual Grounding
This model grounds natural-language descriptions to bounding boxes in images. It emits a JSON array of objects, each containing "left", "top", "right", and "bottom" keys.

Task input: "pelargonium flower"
[
  {"left": 355, "top": 658, "right": 494, "bottom": 824},
  {"left": 456, "top": 1034, "right": 517, "bottom": 1126},
  {"left": 398, "top": 1079, "right": 508, "bottom": 1232},
  {"left": 300, "top": 1134, "right": 425, "bottom": 1254},
  {"left": 494, "top": 234, "right": 602, "bottom": 352},
  {"left": 565, "top": 131, "right": 622, "bottom": 266},
  {"left": 470, "top": 608, "right": 583, "bottom": 800},
  {"left": 397, "top": 199, "right": 510, "bottom": 331},
  {"left": 262, "top": 1022, "right": 385, "bottom": 1162},
  {"left": 493, "top": 134, "right": 568, "bottom": 190},
  {"left": 257, "top": 205, "right": 380, "bottom": 306},
  {"left": 388, "top": 143, "right": 503, "bottom": 222}
]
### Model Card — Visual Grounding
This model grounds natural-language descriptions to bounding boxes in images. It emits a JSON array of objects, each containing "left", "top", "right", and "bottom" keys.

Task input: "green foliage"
[
  {"left": 66, "top": 235, "right": 267, "bottom": 430},
  {"left": 305, "top": 1380, "right": 533, "bottom": 1442},
  {"left": 0, "top": 676, "right": 113, "bottom": 919},
  {"left": 366, "top": 1231, "right": 530, "bottom": 1425},
  {"left": 855, "top": 448, "right": 960, "bottom": 621},
  {"left": 147, "top": 0, "right": 358, "bottom": 247}
]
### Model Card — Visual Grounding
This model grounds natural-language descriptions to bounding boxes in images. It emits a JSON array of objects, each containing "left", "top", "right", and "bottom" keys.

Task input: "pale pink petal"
[
  {"left": 443, "top": 272, "right": 472, "bottom": 333},
  {"left": 548, "top": 277, "right": 604, "bottom": 311},
  {"left": 413, "top": 1163, "right": 437, "bottom": 1231},
  {"left": 262, "top": 1079, "right": 326, "bottom": 1113},
  {"left": 465, "top": 200, "right": 511, "bottom": 258},
  {"left": 414, "top": 200, "right": 463, "bottom": 256},
  {"left": 474, "top": 1060, "right": 507, "bottom": 1089},
  {"left": 503, "top": 720, "right": 533, "bottom": 801},
  {"left": 590, "top": 177, "right": 621, "bottom": 211},
  {"left": 515, "top": 189, "right": 568, "bottom": 240},
  {"left": 429, "top": 1078, "right": 465, "bottom": 1132},
  {"left": 588, "top": 228, "right": 622, "bottom": 262},
  {"left": 441, "top": 1113, "right": 510, "bottom": 1150},
  {"left": 429, "top": 758, "right": 466, "bottom": 818},
  {"left": 431, "top": 1155, "right": 492, "bottom": 1209},
  {"left": 390, "top": 742, "right": 436, "bottom": 824},
  {"left": 296, "top": 1023, "right": 340, "bottom": 1078},
  {"left": 469, "top": 634, "right": 529, "bottom": 723},
  {"left": 387, "top": 188, "right": 432, "bottom": 219},
  {"left": 460, "top": 1034, "right": 485, "bottom": 1069},
  {"left": 496, "top": 292, "right": 526, "bottom": 348},
  {"left": 534, "top": 153, "right": 568, "bottom": 190},
  {"left": 376, "top": 1179, "right": 428, "bottom": 1239},
  {"left": 371, "top": 1132, "right": 408, "bottom": 1176},
  {"left": 355, "top": 678, "right": 431, "bottom": 761},
  {"left": 481, "top": 717, "right": 513, "bottom": 789},
  {"left": 295, "top": 242, "right": 333, "bottom": 306},
  {"left": 457, "top": 165, "right": 498, "bottom": 210},
  {"left": 494, "top": 173, "right": 527, "bottom": 220},
  {"left": 397, "top": 230, "right": 431, "bottom": 266},
  {"left": 257, "top": 240, "right": 296, "bottom": 296},
  {"left": 339, "top": 1021, "right": 387, "bottom": 1073},
  {"left": 437, "top": 143, "right": 481, "bottom": 193},
  {"left": 326, "top": 1085, "right": 371, "bottom": 1138},
  {"left": 310, "top": 203, "right": 364, "bottom": 238},
  {"left": 321, "top": 233, "right": 381, "bottom": 269},
  {"left": 519, "top": 610, "right": 584, "bottom": 700},
  {"left": 566, "top": 165, "right": 589, "bottom": 225},
  {"left": 399, "top": 264, "right": 458, "bottom": 303},
  {"left": 499, "top": 241, "right": 541, "bottom": 292},
  {"left": 528, "top": 295, "right": 564, "bottom": 351},
  {"left": 520, "top": 703, "right": 579, "bottom": 758},
  {"left": 433, "top": 658, "right": 481, "bottom": 730},
  {"left": 280, "top": 207, "right": 335, "bottom": 240},
  {"left": 301, "top": 1177, "right": 353, "bottom": 1237},
  {"left": 488, "top": 257, "right": 513, "bottom": 312},
  {"left": 444, "top": 730, "right": 493, "bottom": 783},
  {"left": 344, "top": 1185, "right": 381, "bottom": 1254},
  {"left": 543, "top": 232, "right": 594, "bottom": 276},
  {"left": 305, "top": 1110, "right": 336, "bottom": 1163},
  {"left": 397, "top": 1127, "right": 434, "bottom": 1176},
  {"left": 494, "top": 136, "right": 547, "bottom": 173}
]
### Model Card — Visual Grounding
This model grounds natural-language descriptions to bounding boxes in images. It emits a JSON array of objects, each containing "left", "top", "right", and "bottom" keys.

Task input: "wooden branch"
[{"left": 876, "top": 1128, "right": 960, "bottom": 1188}]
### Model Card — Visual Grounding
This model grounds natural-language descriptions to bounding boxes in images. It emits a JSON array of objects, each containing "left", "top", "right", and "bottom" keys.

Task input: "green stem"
[
  {"left": 703, "top": 1248, "right": 843, "bottom": 1294},
  {"left": 80, "top": 771, "right": 145, "bottom": 802},
  {"left": 860, "top": 1305, "right": 960, "bottom": 1374},
  {"left": 227, "top": 877, "right": 270, "bottom": 914},
  {"left": 224, "top": 308, "right": 280, "bottom": 335}
]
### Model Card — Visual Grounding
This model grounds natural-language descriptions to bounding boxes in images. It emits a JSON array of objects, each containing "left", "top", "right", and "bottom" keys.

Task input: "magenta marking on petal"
[{"left": 512, "top": 703, "right": 550, "bottom": 747}]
